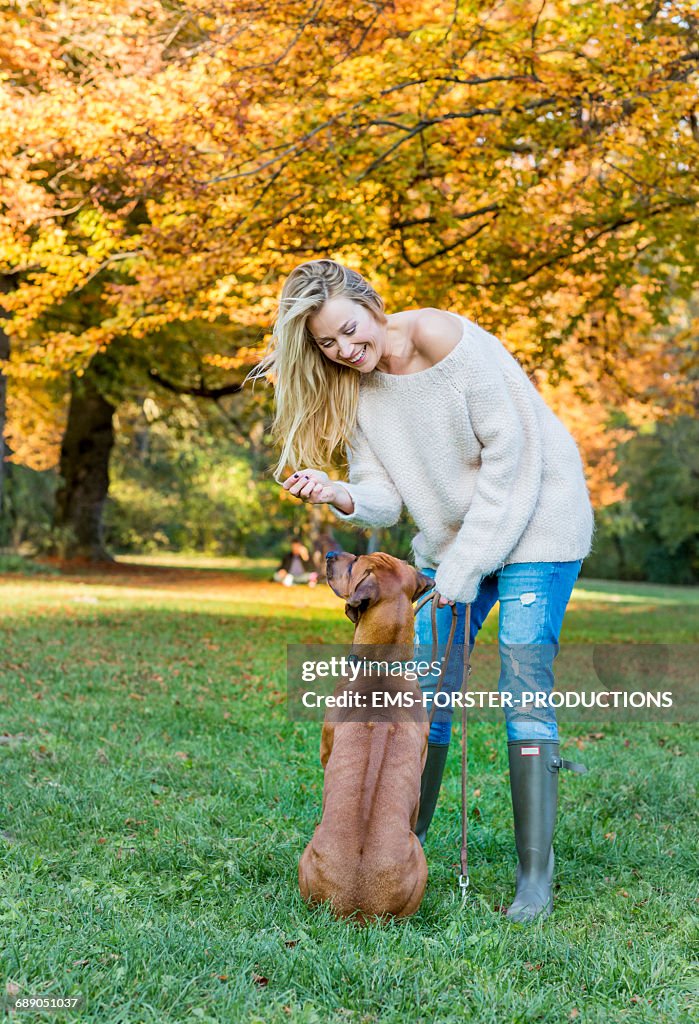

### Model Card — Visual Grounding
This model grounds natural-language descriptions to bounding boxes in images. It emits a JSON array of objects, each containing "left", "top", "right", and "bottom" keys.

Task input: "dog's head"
[{"left": 326, "top": 550, "right": 433, "bottom": 624}]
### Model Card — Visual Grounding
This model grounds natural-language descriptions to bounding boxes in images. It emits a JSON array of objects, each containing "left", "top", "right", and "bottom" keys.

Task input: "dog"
[{"left": 298, "top": 551, "right": 434, "bottom": 923}]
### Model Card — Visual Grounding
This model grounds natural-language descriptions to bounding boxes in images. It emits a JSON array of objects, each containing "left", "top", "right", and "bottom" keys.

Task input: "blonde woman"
[{"left": 250, "top": 259, "right": 594, "bottom": 922}]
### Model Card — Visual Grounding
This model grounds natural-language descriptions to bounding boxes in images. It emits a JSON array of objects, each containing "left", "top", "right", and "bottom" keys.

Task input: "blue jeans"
[{"left": 414, "top": 560, "right": 583, "bottom": 743}]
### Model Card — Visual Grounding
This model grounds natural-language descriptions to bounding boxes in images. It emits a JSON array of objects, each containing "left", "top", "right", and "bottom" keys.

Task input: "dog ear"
[
  {"left": 344, "top": 573, "right": 379, "bottom": 623},
  {"left": 412, "top": 571, "right": 434, "bottom": 602}
]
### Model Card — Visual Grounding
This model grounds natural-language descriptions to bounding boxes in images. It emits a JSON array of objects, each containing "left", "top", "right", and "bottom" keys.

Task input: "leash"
[{"left": 413, "top": 591, "right": 472, "bottom": 897}]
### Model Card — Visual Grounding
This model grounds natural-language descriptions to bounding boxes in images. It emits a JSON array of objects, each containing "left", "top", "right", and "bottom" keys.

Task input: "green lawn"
[{"left": 0, "top": 562, "right": 697, "bottom": 1023}]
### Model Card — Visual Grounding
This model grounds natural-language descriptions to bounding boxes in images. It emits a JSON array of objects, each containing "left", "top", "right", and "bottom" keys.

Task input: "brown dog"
[{"left": 298, "top": 551, "right": 434, "bottom": 923}]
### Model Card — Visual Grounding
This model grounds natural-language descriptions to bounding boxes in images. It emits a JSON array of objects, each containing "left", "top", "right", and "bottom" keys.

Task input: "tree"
[
  {"left": 4, "top": 2, "right": 697, "bottom": 369},
  {"left": 586, "top": 416, "right": 699, "bottom": 583},
  {"left": 0, "top": 275, "right": 15, "bottom": 538},
  {"left": 1, "top": 2, "right": 697, "bottom": 556},
  {"left": 52, "top": 352, "right": 116, "bottom": 560}
]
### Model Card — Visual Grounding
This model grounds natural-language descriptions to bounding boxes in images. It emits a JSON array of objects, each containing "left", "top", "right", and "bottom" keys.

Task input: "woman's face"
[{"left": 308, "top": 295, "right": 386, "bottom": 373}]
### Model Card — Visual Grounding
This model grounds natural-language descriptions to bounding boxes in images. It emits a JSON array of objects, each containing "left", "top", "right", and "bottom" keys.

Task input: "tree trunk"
[
  {"left": 55, "top": 359, "right": 116, "bottom": 561},
  {"left": 0, "top": 275, "right": 15, "bottom": 544}
]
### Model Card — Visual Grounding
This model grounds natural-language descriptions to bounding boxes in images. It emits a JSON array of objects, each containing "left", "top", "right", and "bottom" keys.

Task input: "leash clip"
[{"left": 458, "top": 873, "right": 470, "bottom": 897}]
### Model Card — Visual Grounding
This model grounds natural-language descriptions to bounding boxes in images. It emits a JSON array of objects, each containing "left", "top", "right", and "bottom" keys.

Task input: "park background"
[{"left": 0, "top": 2, "right": 697, "bottom": 1023}]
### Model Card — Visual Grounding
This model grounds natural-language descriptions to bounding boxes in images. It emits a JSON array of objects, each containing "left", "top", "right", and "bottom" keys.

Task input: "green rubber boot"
[
  {"left": 506, "top": 739, "right": 587, "bottom": 923},
  {"left": 415, "top": 742, "right": 450, "bottom": 846}
]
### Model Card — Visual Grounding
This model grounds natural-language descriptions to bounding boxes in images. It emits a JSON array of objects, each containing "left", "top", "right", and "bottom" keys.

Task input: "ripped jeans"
[{"left": 414, "top": 561, "right": 583, "bottom": 743}]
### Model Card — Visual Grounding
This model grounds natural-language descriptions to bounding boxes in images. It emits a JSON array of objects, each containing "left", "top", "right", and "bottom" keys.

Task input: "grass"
[{"left": 0, "top": 560, "right": 697, "bottom": 1023}]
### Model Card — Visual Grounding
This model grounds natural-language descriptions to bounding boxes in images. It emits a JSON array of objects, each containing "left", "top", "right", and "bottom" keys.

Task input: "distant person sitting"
[{"left": 273, "top": 539, "right": 319, "bottom": 587}]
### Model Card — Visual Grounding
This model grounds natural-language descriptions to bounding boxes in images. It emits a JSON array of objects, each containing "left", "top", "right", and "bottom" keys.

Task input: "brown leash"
[{"left": 414, "top": 592, "right": 472, "bottom": 895}]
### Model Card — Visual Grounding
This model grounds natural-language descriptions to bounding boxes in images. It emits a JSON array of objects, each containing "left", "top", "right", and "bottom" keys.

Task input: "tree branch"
[
  {"left": 148, "top": 369, "right": 243, "bottom": 398},
  {"left": 453, "top": 197, "right": 698, "bottom": 287}
]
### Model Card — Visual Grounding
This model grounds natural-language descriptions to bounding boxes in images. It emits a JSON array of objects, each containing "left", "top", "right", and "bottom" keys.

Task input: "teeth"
[{"left": 349, "top": 345, "right": 367, "bottom": 364}]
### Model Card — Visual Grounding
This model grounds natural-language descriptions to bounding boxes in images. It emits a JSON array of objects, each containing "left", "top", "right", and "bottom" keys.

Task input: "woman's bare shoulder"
[{"left": 410, "top": 307, "right": 464, "bottom": 362}]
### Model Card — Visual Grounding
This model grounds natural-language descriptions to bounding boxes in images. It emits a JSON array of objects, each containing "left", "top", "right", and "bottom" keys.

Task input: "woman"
[
  {"left": 273, "top": 538, "right": 318, "bottom": 587},
  {"left": 250, "top": 259, "right": 594, "bottom": 922}
]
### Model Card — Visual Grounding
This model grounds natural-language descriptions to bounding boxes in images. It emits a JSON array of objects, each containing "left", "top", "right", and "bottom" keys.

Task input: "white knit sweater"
[{"left": 330, "top": 313, "right": 594, "bottom": 604}]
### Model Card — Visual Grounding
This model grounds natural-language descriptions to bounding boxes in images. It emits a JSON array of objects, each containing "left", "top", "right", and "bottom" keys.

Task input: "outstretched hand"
[{"left": 281, "top": 469, "right": 336, "bottom": 506}]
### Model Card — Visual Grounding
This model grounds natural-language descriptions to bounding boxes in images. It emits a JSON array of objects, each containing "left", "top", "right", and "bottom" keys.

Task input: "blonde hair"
[{"left": 246, "top": 259, "right": 387, "bottom": 481}]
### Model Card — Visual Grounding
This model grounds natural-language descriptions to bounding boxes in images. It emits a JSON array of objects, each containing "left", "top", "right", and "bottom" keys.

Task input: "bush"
[
  {"left": 1, "top": 463, "right": 56, "bottom": 551},
  {"left": 581, "top": 416, "right": 698, "bottom": 585},
  {"left": 0, "top": 552, "right": 59, "bottom": 575},
  {"left": 104, "top": 411, "right": 294, "bottom": 556}
]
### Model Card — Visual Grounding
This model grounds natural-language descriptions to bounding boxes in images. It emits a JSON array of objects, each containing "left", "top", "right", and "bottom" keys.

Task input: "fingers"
[
  {"left": 282, "top": 469, "right": 319, "bottom": 489},
  {"left": 300, "top": 479, "right": 325, "bottom": 501},
  {"left": 282, "top": 471, "right": 326, "bottom": 503},
  {"left": 281, "top": 470, "right": 313, "bottom": 495},
  {"left": 436, "top": 592, "right": 455, "bottom": 607},
  {"left": 282, "top": 470, "right": 307, "bottom": 491}
]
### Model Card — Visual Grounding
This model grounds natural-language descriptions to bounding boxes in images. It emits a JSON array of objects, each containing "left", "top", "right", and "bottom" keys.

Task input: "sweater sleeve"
[
  {"left": 433, "top": 325, "right": 544, "bottom": 604},
  {"left": 330, "top": 423, "right": 403, "bottom": 528}
]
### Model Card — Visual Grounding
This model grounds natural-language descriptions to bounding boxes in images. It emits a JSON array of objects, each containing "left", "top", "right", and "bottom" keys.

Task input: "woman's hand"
[
  {"left": 282, "top": 469, "right": 353, "bottom": 512},
  {"left": 436, "top": 592, "right": 455, "bottom": 608}
]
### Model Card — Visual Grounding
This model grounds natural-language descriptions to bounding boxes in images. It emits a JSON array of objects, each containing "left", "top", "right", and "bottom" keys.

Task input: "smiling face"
[{"left": 308, "top": 295, "right": 387, "bottom": 373}]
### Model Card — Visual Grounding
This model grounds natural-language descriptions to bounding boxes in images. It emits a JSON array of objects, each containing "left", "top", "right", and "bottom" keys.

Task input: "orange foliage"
[{"left": 0, "top": 1, "right": 696, "bottom": 475}]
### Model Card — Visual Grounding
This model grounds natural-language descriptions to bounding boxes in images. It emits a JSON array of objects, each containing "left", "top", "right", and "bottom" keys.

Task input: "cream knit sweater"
[{"left": 330, "top": 313, "right": 594, "bottom": 604}]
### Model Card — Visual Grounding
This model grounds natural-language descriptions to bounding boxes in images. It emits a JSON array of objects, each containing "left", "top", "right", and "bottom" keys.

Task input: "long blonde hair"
[{"left": 246, "top": 259, "right": 387, "bottom": 481}]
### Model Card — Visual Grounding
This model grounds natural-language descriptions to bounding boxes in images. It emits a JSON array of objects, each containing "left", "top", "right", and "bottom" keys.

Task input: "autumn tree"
[{"left": 1, "top": 1, "right": 697, "bottom": 556}]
